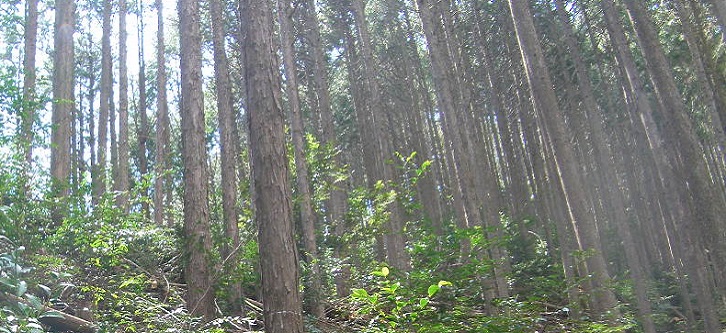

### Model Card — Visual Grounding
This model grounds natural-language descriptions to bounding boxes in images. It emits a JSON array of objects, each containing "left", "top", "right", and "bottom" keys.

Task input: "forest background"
[{"left": 0, "top": 0, "right": 725, "bottom": 332}]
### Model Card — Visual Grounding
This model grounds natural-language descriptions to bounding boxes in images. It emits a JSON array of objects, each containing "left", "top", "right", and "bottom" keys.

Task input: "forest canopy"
[{"left": 0, "top": 0, "right": 725, "bottom": 332}]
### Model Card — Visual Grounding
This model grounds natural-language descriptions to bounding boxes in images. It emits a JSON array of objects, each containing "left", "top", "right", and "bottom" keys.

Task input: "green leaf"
[
  {"left": 419, "top": 298, "right": 429, "bottom": 308},
  {"left": 39, "top": 310, "right": 65, "bottom": 319},
  {"left": 0, "top": 276, "right": 15, "bottom": 289},
  {"left": 351, "top": 288, "right": 369, "bottom": 300},
  {"left": 372, "top": 267, "right": 390, "bottom": 277},
  {"left": 427, "top": 284, "right": 440, "bottom": 298},
  {"left": 16, "top": 280, "right": 27, "bottom": 296},
  {"left": 25, "top": 294, "right": 42, "bottom": 310},
  {"left": 38, "top": 284, "right": 51, "bottom": 298}
]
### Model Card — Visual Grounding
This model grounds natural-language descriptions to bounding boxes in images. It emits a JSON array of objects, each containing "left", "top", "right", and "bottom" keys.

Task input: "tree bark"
[
  {"left": 117, "top": 0, "right": 130, "bottom": 210},
  {"left": 154, "top": 0, "right": 172, "bottom": 226},
  {"left": 508, "top": 0, "right": 619, "bottom": 318},
  {"left": 277, "top": 0, "right": 324, "bottom": 318},
  {"left": 179, "top": 0, "right": 215, "bottom": 320},
  {"left": 210, "top": 0, "right": 244, "bottom": 315},
  {"left": 137, "top": 0, "right": 150, "bottom": 219},
  {"left": 22, "top": 0, "right": 38, "bottom": 174},
  {"left": 51, "top": 0, "right": 75, "bottom": 223},
  {"left": 242, "top": 0, "right": 305, "bottom": 330},
  {"left": 349, "top": 0, "right": 410, "bottom": 271}
]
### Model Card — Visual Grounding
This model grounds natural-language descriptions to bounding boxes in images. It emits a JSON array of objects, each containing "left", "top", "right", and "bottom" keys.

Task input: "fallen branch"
[{"left": 0, "top": 292, "right": 97, "bottom": 333}]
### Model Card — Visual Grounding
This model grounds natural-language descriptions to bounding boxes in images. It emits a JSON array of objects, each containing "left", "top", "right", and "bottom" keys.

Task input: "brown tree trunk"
[
  {"left": 93, "top": 0, "right": 112, "bottom": 205},
  {"left": 22, "top": 0, "right": 38, "bottom": 173},
  {"left": 304, "top": 0, "right": 351, "bottom": 297},
  {"left": 277, "top": 0, "right": 324, "bottom": 318},
  {"left": 242, "top": 0, "right": 305, "bottom": 329},
  {"left": 179, "top": 0, "right": 215, "bottom": 320},
  {"left": 51, "top": 0, "right": 75, "bottom": 223},
  {"left": 210, "top": 0, "right": 243, "bottom": 315},
  {"left": 621, "top": 1, "right": 725, "bottom": 330},
  {"left": 349, "top": 0, "right": 410, "bottom": 270},
  {"left": 117, "top": 0, "right": 130, "bottom": 210},
  {"left": 508, "top": 0, "right": 619, "bottom": 318},
  {"left": 553, "top": 0, "right": 655, "bottom": 329},
  {"left": 154, "top": 0, "right": 172, "bottom": 226},
  {"left": 137, "top": 1, "right": 150, "bottom": 219}
]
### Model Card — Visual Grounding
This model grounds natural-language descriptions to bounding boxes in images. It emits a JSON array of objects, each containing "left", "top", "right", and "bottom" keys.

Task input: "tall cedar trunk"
[
  {"left": 508, "top": 0, "right": 619, "bottom": 318},
  {"left": 553, "top": 0, "right": 655, "bottom": 329},
  {"left": 137, "top": 1, "right": 150, "bottom": 219},
  {"left": 209, "top": 0, "right": 243, "bottom": 314},
  {"left": 674, "top": 0, "right": 721, "bottom": 126},
  {"left": 277, "top": 0, "right": 324, "bottom": 318},
  {"left": 304, "top": 0, "right": 351, "bottom": 297},
  {"left": 110, "top": 73, "right": 118, "bottom": 193},
  {"left": 179, "top": 0, "right": 215, "bottom": 320},
  {"left": 621, "top": 1, "right": 725, "bottom": 330},
  {"left": 242, "top": 0, "right": 305, "bottom": 330},
  {"left": 22, "top": 0, "right": 38, "bottom": 173},
  {"left": 349, "top": 0, "right": 410, "bottom": 270},
  {"left": 416, "top": 0, "right": 476, "bottom": 246},
  {"left": 117, "top": 0, "right": 130, "bottom": 210},
  {"left": 154, "top": 0, "right": 172, "bottom": 226},
  {"left": 93, "top": 0, "right": 111, "bottom": 205},
  {"left": 598, "top": 0, "right": 703, "bottom": 325},
  {"left": 51, "top": 0, "right": 74, "bottom": 223}
]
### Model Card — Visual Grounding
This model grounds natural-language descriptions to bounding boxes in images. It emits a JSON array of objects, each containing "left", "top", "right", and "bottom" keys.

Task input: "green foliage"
[
  {"left": 0, "top": 239, "right": 68, "bottom": 333},
  {"left": 350, "top": 267, "right": 451, "bottom": 332}
]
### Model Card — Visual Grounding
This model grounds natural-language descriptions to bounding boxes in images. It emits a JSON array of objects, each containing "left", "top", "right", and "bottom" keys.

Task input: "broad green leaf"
[
  {"left": 38, "top": 284, "right": 51, "bottom": 298},
  {"left": 16, "top": 280, "right": 27, "bottom": 296},
  {"left": 39, "top": 310, "right": 65, "bottom": 319},
  {"left": 427, "top": 284, "right": 440, "bottom": 298},
  {"left": 419, "top": 298, "right": 429, "bottom": 308},
  {"left": 351, "top": 288, "right": 369, "bottom": 300},
  {"left": 25, "top": 294, "right": 42, "bottom": 310}
]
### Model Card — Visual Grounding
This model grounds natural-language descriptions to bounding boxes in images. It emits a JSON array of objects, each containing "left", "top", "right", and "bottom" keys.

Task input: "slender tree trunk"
[
  {"left": 93, "top": 0, "right": 111, "bottom": 205},
  {"left": 508, "top": 0, "right": 619, "bottom": 318},
  {"left": 22, "top": 0, "right": 38, "bottom": 176},
  {"left": 210, "top": 0, "right": 243, "bottom": 315},
  {"left": 304, "top": 0, "right": 351, "bottom": 297},
  {"left": 242, "top": 0, "right": 305, "bottom": 329},
  {"left": 553, "top": 1, "right": 655, "bottom": 329},
  {"left": 179, "top": 0, "right": 215, "bottom": 320},
  {"left": 349, "top": 0, "right": 410, "bottom": 271},
  {"left": 277, "top": 0, "right": 324, "bottom": 318},
  {"left": 154, "top": 0, "right": 172, "bottom": 226},
  {"left": 622, "top": 0, "right": 726, "bottom": 314},
  {"left": 117, "top": 0, "right": 130, "bottom": 210},
  {"left": 51, "top": 0, "right": 74, "bottom": 224},
  {"left": 137, "top": 1, "right": 150, "bottom": 219}
]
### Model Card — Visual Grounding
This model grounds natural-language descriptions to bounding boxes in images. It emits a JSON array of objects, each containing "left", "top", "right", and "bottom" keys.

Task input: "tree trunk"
[
  {"left": 117, "top": 0, "right": 130, "bottom": 210},
  {"left": 304, "top": 0, "right": 351, "bottom": 297},
  {"left": 210, "top": 0, "right": 243, "bottom": 315},
  {"left": 242, "top": 0, "right": 305, "bottom": 329},
  {"left": 277, "top": 0, "right": 324, "bottom": 318},
  {"left": 93, "top": 0, "right": 111, "bottom": 205},
  {"left": 621, "top": 1, "right": 725, "bottom": 330},
  {"left": 349, "top": 0, "right": 410, "bottom": 271},
  {"left": 154, "top": 0, "right": 172, "bottom": 226},
  {"left": 179, "top": 0, "right": 215, "bottom": 320},
  {"left": 51, "top": 0, "right": 75, "bottom": 223},
  {"left": 137, "top": 0, "right": 150, "bottom": 219},
  {"left": 22, "top": 0, "right": 38, "bottom": 174},
  {"left": 508, "top": 0, "right": 619, "bottom": 319}
]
